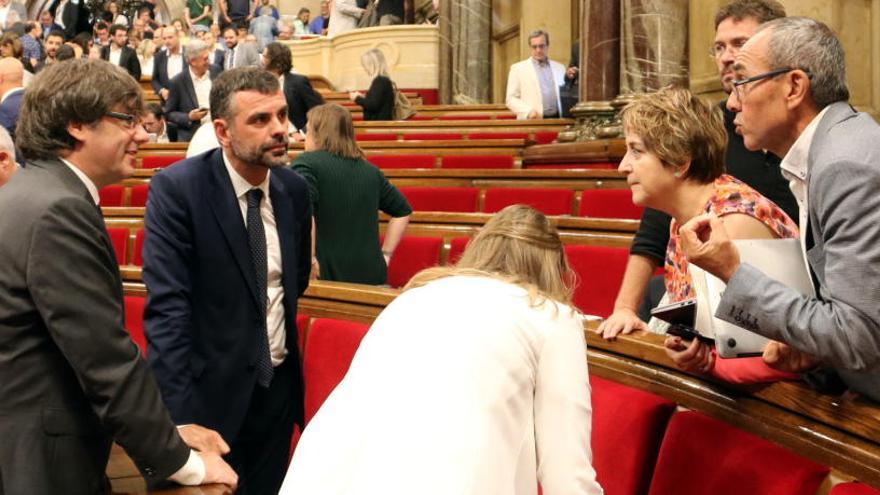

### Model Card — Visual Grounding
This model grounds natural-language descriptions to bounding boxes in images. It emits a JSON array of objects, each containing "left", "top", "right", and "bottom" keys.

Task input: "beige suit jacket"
[{"left": 505, "top": 58, "right": 566, "bottom": 119}]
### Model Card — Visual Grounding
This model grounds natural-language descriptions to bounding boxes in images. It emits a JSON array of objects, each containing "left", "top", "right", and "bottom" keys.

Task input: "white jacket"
[
  {"left": 505, "top": 58, "right": 566, "bottom": 119},
  {"left": 328, "top": 0, "right": 364, "bottom": 37}
]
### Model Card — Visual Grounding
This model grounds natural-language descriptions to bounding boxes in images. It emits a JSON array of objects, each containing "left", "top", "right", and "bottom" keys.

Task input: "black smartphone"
[{"left": 650, "top": 299, "right": 713, "bottom": 343}]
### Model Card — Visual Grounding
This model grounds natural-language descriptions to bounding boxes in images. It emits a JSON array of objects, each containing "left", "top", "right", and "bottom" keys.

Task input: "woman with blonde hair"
[
  {"left": 348, "top": 47, "right": 396, "bottom": 121},
  {"left": 281, "top": 204, "right": 603, "bottom": 495},
  {"left": 603, "top": 86, "right": 799, "bottom": 383},
  {"left": 134, "top": 34, "right": 156, "bottom": 76},
  {"left": 292, "top": 103, "right": 411, "bottom": 285}
]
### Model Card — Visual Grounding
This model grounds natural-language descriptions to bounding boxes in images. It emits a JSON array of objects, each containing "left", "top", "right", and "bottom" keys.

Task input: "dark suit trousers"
[{"left": 226, "top": 356, "right": 297, "bottom": 494}]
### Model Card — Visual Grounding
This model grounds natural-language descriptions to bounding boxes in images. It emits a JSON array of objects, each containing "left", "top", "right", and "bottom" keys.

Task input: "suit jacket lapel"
[
  {"left": 206, "top": 151, "right": 261, "bottom": 308},
  {"left": 183, "top": 71, "right": 198, "bottom": 110}
]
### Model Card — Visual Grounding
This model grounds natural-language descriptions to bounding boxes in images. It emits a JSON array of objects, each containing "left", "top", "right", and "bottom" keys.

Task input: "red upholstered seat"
[
  {"left": 579, "top": 189, "right": 643, "bottom": 220},
  {"left": 447, "top": 237, "right": 470, "bottom": 265},
  {"left": 590, "top": 376, "right": 675, "bottom": 495},
  {"left": 831, "top": 483, "right": 880, "bottom": 495},
  {"left": 99, "top": 185, "right": 124, "bottom": 206},
  {"left": 647, "top": 411, "right": 829, "bottom": 495},
  {"left": 141, "top": 155, "right": 184, "bottom": 169},
  {"left": 106, "top": 227, "right": 128, "bottom": 265},
  {"left": 402, "top": 132, "right": 462, "bottom": 141},
  {"left": 565, "top": 245, "right": 629, "bottom": 317},
  {"left": 534, "top": 131, "right": 558, "bottom": 144},
  {"left": 437, "top": 114, "right": 491, "bottom": 120},
  {"left": 369, "top": 154, "right": 436, "bottom": 169},
  {"left": 132, "top": 228, "right": 145, "bottom": 266},
  {"left": 129, "top": 184, "right": 149, "bottom": 207},
  {"left": 295, "top": 314, "right": 310, "bottom": 356},
  {"left": 398, "top": 187, "right": 479, "bottom": 213},
  {"left": 386, "top": 236, "right": 443, "bottom": 288},
  {"left": 409, "top": 115, "right": 433, "bottom": 121},
  {"left": 441, "top": 155, "right": 514, "bottom": 169},
  {"left": 483, "top": 188, "right": 574, "bottom": 215},
  {"left": 356, "top": 133, "right": 398, "bottom": 141},
  {"left": 467, "top": 132, "right": 529, "bottom": 140},
  {"left": 123, "top": 295, "right": 147, "bottom": 356},
  {"left": 525, "top": 162, "right": 618, "bottom": 170},
  {"left": 302, "top": 318, "right": 370, "bottom": 424},
  {"left": 495, "top": 114, "right": 517, "bottom": 119}
]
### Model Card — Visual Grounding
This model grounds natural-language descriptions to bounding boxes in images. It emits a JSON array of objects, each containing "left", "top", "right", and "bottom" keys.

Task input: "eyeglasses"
[
  {"left": 105, "top": 111, "right": 143, "bottom": 130},
  {"left": 731, "top": 67, "right": 811, "bottom": 102},
  {"left": 708, "top": 39, "right": 747, "bottom": 58}
]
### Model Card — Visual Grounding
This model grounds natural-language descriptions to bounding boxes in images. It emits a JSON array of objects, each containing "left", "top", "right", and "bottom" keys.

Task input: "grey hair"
[
  {"left": 756, "top": 17, "right": 849, "bottom": 108},
  {"left": 527, "top": 29, "right": 549, "bottom": 46},
  {"left": 185, "top": 39, "right": 209, "bottom": 61},
  {"left": 0, "top": 126, "right": 15, "bottom": 162},
  {"left": 360, "top": 48, "right": 389, "bottom": 79}
]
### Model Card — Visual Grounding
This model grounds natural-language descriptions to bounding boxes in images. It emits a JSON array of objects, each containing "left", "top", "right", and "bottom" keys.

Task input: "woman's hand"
[
  {"left": 348, "top": 91, "right": 363, "bottom": 102},
  {"left": 595, "top": 308, "right": 648, "bottom": 340},
  {"left": 664, "top": 336, "right": 715, "bottom": 374}
]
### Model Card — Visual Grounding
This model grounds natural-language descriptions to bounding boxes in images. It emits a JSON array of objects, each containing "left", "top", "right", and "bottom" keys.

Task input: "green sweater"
[{"left": 292, "top": 151, "right": 412, "bottom": 285}]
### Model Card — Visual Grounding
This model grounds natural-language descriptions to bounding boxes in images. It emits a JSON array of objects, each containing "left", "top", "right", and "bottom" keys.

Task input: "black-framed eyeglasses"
[
  {"left": 731, "top": 67, "right": 812, "bottom": 101},
  {"left": 105, "top": 111, "right": 142, "bottom": 130}
]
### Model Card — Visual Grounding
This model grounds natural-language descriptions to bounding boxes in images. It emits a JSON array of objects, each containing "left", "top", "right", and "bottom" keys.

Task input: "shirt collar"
[
  {"left": 190, "top": 68, "right": 209, "bottom": 83},
  {"left": 60, "top": 157, "right": 100, "bottom": 205},
  {"left": 531, "top": 57, "right": 549, "bottom": 67},
  {"left": 780, "top": 105, "right": 831, "bottom": 181},
  {"left": 222, "top": 151, "right": 270, "bottom": 201},
  {"left": 0, "top": 87, "right": 22, "bottom": 103}
]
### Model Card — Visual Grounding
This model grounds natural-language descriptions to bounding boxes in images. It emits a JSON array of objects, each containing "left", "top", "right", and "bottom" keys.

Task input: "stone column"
[
  {"left": 438, "top": 0, "right": 491, "bottom": 104},
  {"left": 559, "top": 0, "right": 622, "bottom": 141},
  {"left": 620, "top": 0, "right": 689, "bottom": 93}
]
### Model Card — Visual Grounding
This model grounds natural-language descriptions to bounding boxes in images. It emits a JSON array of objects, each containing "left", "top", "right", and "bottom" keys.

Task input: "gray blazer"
[
  {"left": 717, "top": 101, "right": 880, "bottom": 401},
  {"left": 0, "top": 159, "right": 189, "bottom": 492}
]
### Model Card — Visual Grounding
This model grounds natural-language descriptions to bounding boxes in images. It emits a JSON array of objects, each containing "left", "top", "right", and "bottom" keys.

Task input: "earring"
[{"left": 673, "top": 171, "right": 682, "bottom": 178}]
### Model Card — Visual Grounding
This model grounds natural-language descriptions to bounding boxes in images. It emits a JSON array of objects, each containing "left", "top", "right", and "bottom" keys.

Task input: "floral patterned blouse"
[{"left": 665, "top": 174, "right": 799, "bottom": 302}]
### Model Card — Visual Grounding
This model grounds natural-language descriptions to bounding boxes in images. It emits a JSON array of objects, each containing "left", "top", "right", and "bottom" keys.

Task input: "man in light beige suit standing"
[{"left": 505, "top": 29, "right": 566, "bottom": 120}]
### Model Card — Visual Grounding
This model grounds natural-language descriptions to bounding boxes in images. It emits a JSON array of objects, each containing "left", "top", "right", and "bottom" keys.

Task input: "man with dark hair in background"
[{"left": 101, "top": 23, "right": 141, "bottom": 80}]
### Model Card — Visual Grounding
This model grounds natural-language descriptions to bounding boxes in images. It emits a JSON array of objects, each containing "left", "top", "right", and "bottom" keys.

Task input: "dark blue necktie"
[{"left": 246, "top": 188, "right": 274, "bottom": 387}]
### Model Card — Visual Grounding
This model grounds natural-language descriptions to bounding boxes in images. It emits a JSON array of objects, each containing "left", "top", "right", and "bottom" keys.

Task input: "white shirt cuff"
[{"left": 168, "top": 449, "right": 206, "bottom": 485}]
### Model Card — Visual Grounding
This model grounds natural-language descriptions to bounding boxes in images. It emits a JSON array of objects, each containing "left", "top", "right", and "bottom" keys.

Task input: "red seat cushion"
[
  {"left": 565, "top": 245, "right": 629, "bottom": 317},
  {"left": 648, "top": 411, "right": 829, "bottom": 495},
  {"left": 302, "top": 318, "right": 370, "bottom": 424},
  {"left": 402, "top": 132, "right": 461, "bottom": 141},
  {"left": 386, "top": 236, "right": 443, "bottom": 288},
  {"left": 141, "top": 155, "right": 184, "bottom": 169},
  {"left": 437, "top": 114, "right": 491, "bottom": 120},
  {"left": 534, "top": 131, "right": 558, "bottom": 144},
  {"left": 525, "top": 162, "right": 618, "bottom": 170},
  {"left": 99, "top": 185, "right": 124, "bottom": 207},
  {"left": 441, "top": 155, "right": 514, "bottom": 170},
  {"left": 129, "top": 184, "right": 149, "bottom": 207},
  {"left": 398, "top": 187, "right": 479, "bottom": 213},
  {"left": 579, "top": 189, "right": 643, "bottom": 220},
  {"left": 483, "top": 188, "right": 574, "bottom": 215},
  {"left": 369, "top": 155, "right": 436, "bottom": 169},
  {"left": 590, "top": 376, "right": 676, "bottom": 495},
  {"left": 831, "top": 483, "right": 880, "bottom": 495},
  {"left": 447, "top": 237, "right": 470, "bottom": 265},
  {"left": 356, "top": 133, "right": 398, "bottom": 141},
  {"left": 106, "top": 227, "right": 128, "bottom": 265},
  {"left": 468, "top": 132, "right": 529, "bottom": 140},
  {"left": 295, "top": 314, "right": 310, "bottom": 356},
  {"left": 495, "top": 114, "right": 517, "bottom": 120},
  {"left": 132, "top": 228, "right": 145, "bottom": 266},
  {"left": 123, "top": 295, "right": 147, "bottom": 356}
]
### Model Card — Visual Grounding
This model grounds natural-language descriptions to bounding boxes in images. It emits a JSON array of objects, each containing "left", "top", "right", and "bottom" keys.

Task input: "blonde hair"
[
  {"left": 360, "top": 48, "right": 389, "bottom": 79},
  {"left": 306, "top": 103, "right": 364, "bottom": 159},
  {"left": 620, "top": 86, "right": 727, "bottom": 184},
  {"left": 405, "top": 205, "right": 575, "bottom": 307},
  {"left": 135, "top": 37, "right": 155, "bottom": 61}
]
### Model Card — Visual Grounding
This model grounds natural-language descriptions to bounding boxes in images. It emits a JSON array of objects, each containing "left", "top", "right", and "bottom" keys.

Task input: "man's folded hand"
[{"left": 179, "top": 424, "right": 231, "bottom": 454}]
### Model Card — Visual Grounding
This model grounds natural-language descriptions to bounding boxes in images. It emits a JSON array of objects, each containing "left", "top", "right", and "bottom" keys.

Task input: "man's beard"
[{"left": 230, "top": 134, "right": 290, "bottom": 169}]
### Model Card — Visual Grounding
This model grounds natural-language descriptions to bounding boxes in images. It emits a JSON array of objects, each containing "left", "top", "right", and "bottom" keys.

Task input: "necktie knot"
[{"left": 246, "top": 188, "right": 263, "bottom": 208}]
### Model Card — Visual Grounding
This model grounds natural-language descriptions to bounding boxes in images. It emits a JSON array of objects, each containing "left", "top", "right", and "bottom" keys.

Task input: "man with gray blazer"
[
  {"left": 679, "top": 17, "right": 880, "bottom": 402},
  {"left": 0, "top": 59, "right": 237, "bottom": 493}
]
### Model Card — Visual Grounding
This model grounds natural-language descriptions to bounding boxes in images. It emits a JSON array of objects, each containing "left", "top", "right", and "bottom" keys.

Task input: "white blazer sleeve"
[
  {"left": 534, "top": 309, "right": 604, "bottom": 495},
  {"left": 505, "top": 63, "right": 534, "bottom": 120},
  {"left": 335, "top": 0, "right": 363, "bottom": 19}
]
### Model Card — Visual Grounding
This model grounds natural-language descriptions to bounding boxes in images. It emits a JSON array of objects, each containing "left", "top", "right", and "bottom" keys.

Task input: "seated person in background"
[
  {"left": 280, "top": 205, "right": 603, "bottom": 495},
  {"left": 277, "top": 19, "right": 294, "bottom": 39},
  {"left": 292, "top": 103, "right": 411, "bottom": 285},
  {"left": 165, "top": 39, "right": 219, "bottom": 142},
  {"left": 143, "top": 102, "right": 177, "bottom": 142},
  {"left": 617, "top": 87, "right": 800, "bottom": 384},
  {"left": 348, "top": 48, "right": 395, "bottom": 121},
  {"left": 54, "top": 43, "right": 78, "bottom": 61},
  {"left": 262, "top": 42, "right": 324, "bottom": 133},
  {"left": 505, "top": 29, "right": 565, "bottom": 119},
  {"left": 309, "top": 1, "right": 330, "bottom": 35},
  {"left": 292, "top": 7, "right": 310, "bottom": 34},
  {"left": 253, "top": 0, "right": 279, "bottom": 19}
]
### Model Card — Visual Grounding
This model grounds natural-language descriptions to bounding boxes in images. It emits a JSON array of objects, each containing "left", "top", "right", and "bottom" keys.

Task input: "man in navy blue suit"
[
  {"left": 0, "top": 58, "right": 24, "bottom": 141},
  {"left": 164, "top": 39, "right": 220, "bottom": 142},
  {"left": 143, "top": 67, "right": 311, "bottom": 494}
]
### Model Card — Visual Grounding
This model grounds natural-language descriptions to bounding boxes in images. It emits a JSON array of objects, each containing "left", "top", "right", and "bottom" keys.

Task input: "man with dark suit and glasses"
[
  {"left": 143, "top": 67, "right": 311, "bottom": 493},
  {"left": 0, "top": 59, "right": 237, "bottom": 494},
  {"left": 680, "top": 17, "right": 880, "bottom": 402}
]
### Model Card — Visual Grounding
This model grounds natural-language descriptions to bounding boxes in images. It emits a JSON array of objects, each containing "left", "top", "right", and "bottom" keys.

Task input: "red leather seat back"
[{"left": 483, "top": 188, "right": 574, "bottom": 215}]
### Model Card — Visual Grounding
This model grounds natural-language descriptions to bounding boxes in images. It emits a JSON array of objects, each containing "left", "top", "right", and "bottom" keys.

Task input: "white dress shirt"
[
  {"left": 60, "top": 156, "right": 206, "bottom": 485},
  {"left": 109, "top": 45, "right": 123, "bottom": 67},
  {"left": 167, "top": 51, "right": 184, "bottom": 80},
  {"left": 190, "top": 68, "right": 212, "bottom": 125},
  {"left": 222, "top": 152, "right": 288, "bottom": 366}
]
